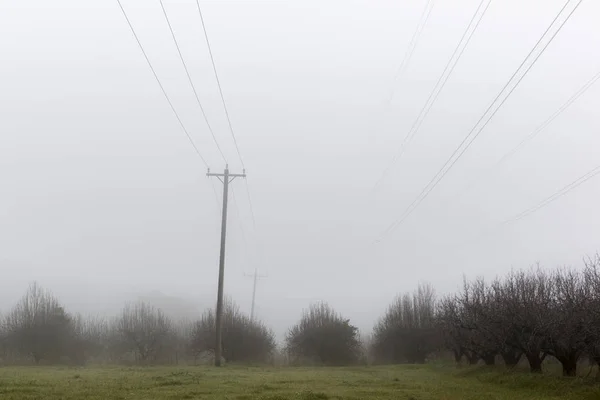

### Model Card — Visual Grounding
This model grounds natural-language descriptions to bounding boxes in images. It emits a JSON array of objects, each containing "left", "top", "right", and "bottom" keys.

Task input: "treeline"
[
  {"left": 0, "top": 281, "right": 366, "bottom": 367},
  {"left": 370, "top": 255, "right": 600, "bottom": 377},
  {"left": 284, "top": 255, "right": 600, "bottom": 376},
  {"left": 0, "top": 283, "right": 275, "bottom": 366},
  {"left": 2, "top": 255, "right": 600, "bottom": 375}
]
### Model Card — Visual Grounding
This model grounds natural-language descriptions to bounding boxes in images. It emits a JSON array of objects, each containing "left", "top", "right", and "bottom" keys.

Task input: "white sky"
[{"left": 1, "top": 0, "right": 599, "bottom": 338}]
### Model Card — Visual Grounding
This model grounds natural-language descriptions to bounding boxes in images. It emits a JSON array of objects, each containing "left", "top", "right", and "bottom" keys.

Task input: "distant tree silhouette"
[
  {"left": 3, "top": 282, "right": 76, "bottom": 364},
  {"left": 285, "top": 302, "right": 361, "bottom": 366},
  {"left": 113, "top": 301, "right": 176, "bottom": 364},
  {"left": 372, "top": 284, "right": 439, "bottom": 364},
  {"left": 190, "top": 298, "right": 275, "bottom": 364}
]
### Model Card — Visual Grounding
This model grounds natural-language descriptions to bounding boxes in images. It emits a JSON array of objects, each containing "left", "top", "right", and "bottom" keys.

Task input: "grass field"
[{"left": 0, "top": 364, "right": 599, "bottom": 400}]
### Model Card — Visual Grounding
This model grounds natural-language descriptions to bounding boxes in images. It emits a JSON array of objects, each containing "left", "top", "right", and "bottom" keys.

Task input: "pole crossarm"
[{"left": 207, "top": 167, "right": 246, "bottom": 181}]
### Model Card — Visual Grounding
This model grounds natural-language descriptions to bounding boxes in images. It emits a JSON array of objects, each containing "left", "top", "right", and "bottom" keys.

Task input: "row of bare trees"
[
  {"left": 369, "top": 256, "right": 600, "bottom": 377},
  {"left": 0, "top": 283, "right": 275, "bottom": 365},
  {"left": 437, "top": 259, "right": 600, "bottom": 376}
]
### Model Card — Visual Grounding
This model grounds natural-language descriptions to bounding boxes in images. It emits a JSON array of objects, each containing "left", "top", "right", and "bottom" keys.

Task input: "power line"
[
  {"left": 211, "top": 179, "right": 221, "bottom": 213},
  {"left": 234, "top": 182, "right": 262, "bottom": 295},
  {"left": 116, "top": 0, "right": 209, "bottom": 167},
  {"left": 375, "top": 0, "right": 492, "bottom": 190},
  {"left": 376, "top": 0, "right": 583, "bottom": 241},
  {"left": 196, "top": 0, "right": 245, "bottom": 169},
  {"left": 380, "top": 0, "right": 581, "bottom": 240},
  {"left": 159, "top": 0, "right": 227, "bottom": 164},
  {"left": 209, "top": 180, "right": 223, "bottom": 245},
  {"left": 231, "top": 186, "right": 248, "bottom": 248},
  {"left": 448, "top": 161, "right": 600, "bottom": 256},
  {"left": 504, "top": 164, "right": 600, "bottom": 224},
  {"left": 244, "top": 179, "right": 257, "bottom": 230},
  {"left": 196, "top": 1, "right": 259, "bottom": 237},
  {"left": 389, "top": 0, "right": 437, "bottom": 103},
  {"left": 455, "top": 66, "right": 600, "bottom": 198},
  {"left": 417, "top": 0, "right": 583, "bottom": 203},
  {"left": 232, "top": 184, "right": 265, "bottom": 322}
]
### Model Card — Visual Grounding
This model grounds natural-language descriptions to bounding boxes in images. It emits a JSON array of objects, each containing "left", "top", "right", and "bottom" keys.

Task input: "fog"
[{"left": 1, "top": 0, "right": 599, "bottom": 339}]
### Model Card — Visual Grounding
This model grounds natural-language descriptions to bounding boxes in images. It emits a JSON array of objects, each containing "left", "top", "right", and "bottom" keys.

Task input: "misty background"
[{"left": 1, "top": 0, "right": 599, "bottom": 340}]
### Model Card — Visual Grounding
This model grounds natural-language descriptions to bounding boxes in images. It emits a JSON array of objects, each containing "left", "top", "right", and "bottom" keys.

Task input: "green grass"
[{"left": 0, "top": 364, "right": 598, "bottom": 399}]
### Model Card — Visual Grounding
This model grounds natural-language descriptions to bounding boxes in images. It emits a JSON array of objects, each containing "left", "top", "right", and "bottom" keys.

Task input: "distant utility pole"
[
  {"left": 207, "top": 165, "right": 246, "bottom": 367},
  {"left": 245, "top": 268, "right": 267, "bottom": 321}
]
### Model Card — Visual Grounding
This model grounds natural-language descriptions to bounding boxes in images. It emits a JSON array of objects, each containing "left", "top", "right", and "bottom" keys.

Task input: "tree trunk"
[
  {"left": 468, "top": 358, "right": 478, "bottom": 365},
  {"left": 558, "top": 355, "right": 578, "bottom": 377},
  {"left": 525, "top": 352, "right": 543, "bottom": 373},
  {"left": 593, "top": 356, "right": 600, "bottom": 378},
  {"left": 501, "top": 350, "right": 522, "bottom": 368},
  {"left": 453, "top": 349, "right": 462, "bottom": 363},
  {"left": 466, "top": 353, "right": 479, "bottom": 365},
  {"left": 482, "top": 353, "right": 496, "bottom": 366},
  {"left": 592, "top": 357, "right": 600, "bottom": 379},
  {"left": 414, "top": 355, "right": 426, "bottom": 364}
]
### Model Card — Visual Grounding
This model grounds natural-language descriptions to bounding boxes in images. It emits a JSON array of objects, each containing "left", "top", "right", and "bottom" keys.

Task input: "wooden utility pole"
[
  {"left": 245, "top": 268, "right": 267, "bottom": 321},
  {"left": 207, "top": 165, "right": 246, "bottom": 367}
]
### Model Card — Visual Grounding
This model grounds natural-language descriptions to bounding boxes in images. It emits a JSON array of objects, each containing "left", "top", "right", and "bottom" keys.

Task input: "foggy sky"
[{"left": 1, "top": 0, "right": 599, "bottom": 339}]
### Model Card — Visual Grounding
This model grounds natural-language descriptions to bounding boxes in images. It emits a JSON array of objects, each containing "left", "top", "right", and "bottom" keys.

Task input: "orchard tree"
[
  {"left": 286, "top": 302, "right": 361, "bottom": 366},
  {"left": 3, "top": 282, "right": 76, "bottom": 364},
  {"left": 372, "top": 284, "right": 439, "bottom": 364},
  {"left": 584, "top": 255, "right": 600, "bottom": 372},
  {"left": 437, "top": 295, "right": 467, "bottom": 363},
  {"left": 71, "top": 315, "right": 112, "bottom": 364},
  {"left": 190, "top": 298, "right": 275, "bottom": 363},
  {"left": 497, "top": 269, "right": 553, "bottom": 373},
  {"left": 114, "top": 301, "right": 175, "bottom": 364},
  {"left": 541, "top": 269, "right": 591, "bottom": 376}
]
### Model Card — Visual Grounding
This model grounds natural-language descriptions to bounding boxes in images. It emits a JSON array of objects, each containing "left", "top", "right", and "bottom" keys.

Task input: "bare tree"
[
  {"left": 0, "top": 311, "right": 8, "bottom": 362},
  {"left": 372, "top": 284, "right": 440, "bottom": 364},
  {"left": 541, "top": 268, "right": 591, "bottom": 376},
  {"left": 114, "top": 301, "right": 175, "bottom": 364},
  {"left": 491, "top": 270, "right": 552, "bottom": 373},
  {"left": 486, "top": 278, "right": 522, "bottom": 368},
  {"left": 454, "top": 277, "right": 499, "bottom": 366},
  {"left": 71, "top": 315, "right": 112, "bottom": 364},
  {"left": 584, "top": 255, "right": 600, "bottom": 373},
  {"left": 458, "top": 277, "right": 525, "bottom": 368},
  {"left": 3, "top": 282, "right": 76, "bottom": 364},
  {"left": 437, "top": 295, "right": 467, "bottom": 363}
]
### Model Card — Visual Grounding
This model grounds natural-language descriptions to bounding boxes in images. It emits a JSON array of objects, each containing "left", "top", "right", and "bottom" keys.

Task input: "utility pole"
[
  {"left": 207, "top": 165, "right": 246, "bottom": 367},
  {"left": 245, "top": 268, "right": 267, "bottom": 321}
]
